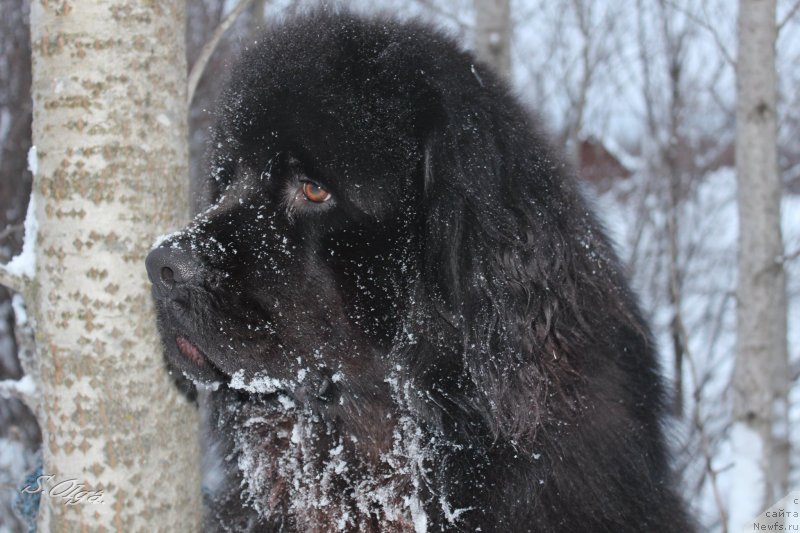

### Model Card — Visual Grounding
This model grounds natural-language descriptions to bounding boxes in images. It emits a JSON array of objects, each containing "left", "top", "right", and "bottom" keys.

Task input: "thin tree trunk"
[
  {"left": 661, "top": 8, "right": 686, "bottom": 418},
  {"left": 29, "top": 1, "right": 201, "bottom": 529},
  {"left": 473, "top": 0, "right": 512, "bottom": 80},
  {"left": 250, "top": 0, "right": 269, "bottom": 35},
  {"left": 730, "top": 0, "right": 789, "bottom": 528},
  {"left": 566, "top": 0, "right": 594, "bottom": 169}
]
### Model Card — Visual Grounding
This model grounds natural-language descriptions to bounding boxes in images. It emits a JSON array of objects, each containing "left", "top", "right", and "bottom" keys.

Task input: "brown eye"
[{"left": 302, "top": 181, "right": 331, "bottom": 203}]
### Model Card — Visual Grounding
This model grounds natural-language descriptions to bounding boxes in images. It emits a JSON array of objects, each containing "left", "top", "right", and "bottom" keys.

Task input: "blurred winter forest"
[{"left": 1, "top": 0, "right": 799, "bottom": 531}]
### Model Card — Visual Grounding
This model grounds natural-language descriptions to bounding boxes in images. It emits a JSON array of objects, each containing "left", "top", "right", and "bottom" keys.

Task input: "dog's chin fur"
[{"left": 149, "top": 10, "right": 693, "bottom": 532}]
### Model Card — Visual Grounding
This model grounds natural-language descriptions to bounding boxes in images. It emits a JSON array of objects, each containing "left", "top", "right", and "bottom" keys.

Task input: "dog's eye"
[{"left": 301, "top": 181, "right": 331, "bottom": 203}]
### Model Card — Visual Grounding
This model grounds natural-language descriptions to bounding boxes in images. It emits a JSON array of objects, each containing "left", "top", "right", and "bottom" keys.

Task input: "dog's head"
[
  {"left": 146, "top": 13, "right": 646, "bottom": 442},
  {"left": 147, "top": 15, "right": 435, "bottom": 396}
]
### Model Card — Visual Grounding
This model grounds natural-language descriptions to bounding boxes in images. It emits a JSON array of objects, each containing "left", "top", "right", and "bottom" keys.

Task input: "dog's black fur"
[{"left": 146, "top": 12, "right": 692, "bottom": 532}]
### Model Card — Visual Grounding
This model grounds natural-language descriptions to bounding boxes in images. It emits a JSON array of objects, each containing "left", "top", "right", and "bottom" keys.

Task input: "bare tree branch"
[
  {"left": 11, "top": 294, "right": 38, "bottom": 397},
  {"left": 781, "top": 247, "right": 800, "bottom": 263},
  {"left": 0, "top": 264, "right": 28, "bottom": 294},
  {"left": 791, "top": 359, "right": 800, "bottom": 383},
  {"left": 682, "top": 320, "right": 729, "bottom": 533},
  {"left": 664, "top": 0, "right": 735, "bottom": 66},
  {"left": 415, "top": 0, "right": 473, "bottom": 29},
  {"left": 0, "top": 223, "right": 23, "bottom": 241},
  {"left": 778, "top": 0, "right": 800, "bottom": 32},
  {"left": 188, "top": 0, "right": 256, "bottom": 105}
]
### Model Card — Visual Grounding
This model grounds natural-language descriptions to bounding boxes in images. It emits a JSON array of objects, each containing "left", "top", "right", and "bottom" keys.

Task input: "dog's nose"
[{"left": 146, "top": 246, "right": 202, "bottom": 298}]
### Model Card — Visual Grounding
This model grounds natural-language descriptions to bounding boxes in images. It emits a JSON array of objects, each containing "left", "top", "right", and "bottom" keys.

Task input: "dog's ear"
[{"left": 414, "top": 70, "right": 642, "bottom": 444}]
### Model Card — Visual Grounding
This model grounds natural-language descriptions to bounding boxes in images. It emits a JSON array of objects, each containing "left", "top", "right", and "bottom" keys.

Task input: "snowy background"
[{"left": 2, "top": 0, "right": 800, "bottom": 531}]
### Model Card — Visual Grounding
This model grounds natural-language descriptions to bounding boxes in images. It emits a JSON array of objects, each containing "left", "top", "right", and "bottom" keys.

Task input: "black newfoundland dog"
[{"left": 146, "top": 11, "right": 691, "bottom": 532}]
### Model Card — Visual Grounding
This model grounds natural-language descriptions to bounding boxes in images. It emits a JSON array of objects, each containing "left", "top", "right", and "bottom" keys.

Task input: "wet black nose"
[{"left": 145, "top": 246, "right": 202, "bottom": 298}]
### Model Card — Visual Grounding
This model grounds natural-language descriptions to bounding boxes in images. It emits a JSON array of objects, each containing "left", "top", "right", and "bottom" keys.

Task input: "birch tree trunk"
[
  {"left": 473, "top": 0, "right": 512, "bottom": 80},
  {"left": 730, "top": 0, "right": 789, "bottom": 528},
  {"left": 28, "top": 1, "right": 201, "bottom": 529}
]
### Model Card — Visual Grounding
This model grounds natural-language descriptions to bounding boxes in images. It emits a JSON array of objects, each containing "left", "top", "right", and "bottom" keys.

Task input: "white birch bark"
[
  {"left": 730, "top": 0, "right": 789, "bottom": 528},
  {"left": 27, "top": 1, "right": 201, "bottom": 529}
]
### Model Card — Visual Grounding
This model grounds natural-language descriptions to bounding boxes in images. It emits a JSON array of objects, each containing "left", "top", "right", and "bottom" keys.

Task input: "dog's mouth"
[
  {"left": 165, "top": 322, "right": 339, "bottom": 405},
  {"left": 176, "top": 335, "right": 209, "bottom": 367},
  {"left": 162, "top": 326, "right": 227, "bottom": 384},
  {"left": 156, "top": 303, "right": 320, "bottom": 398}
]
